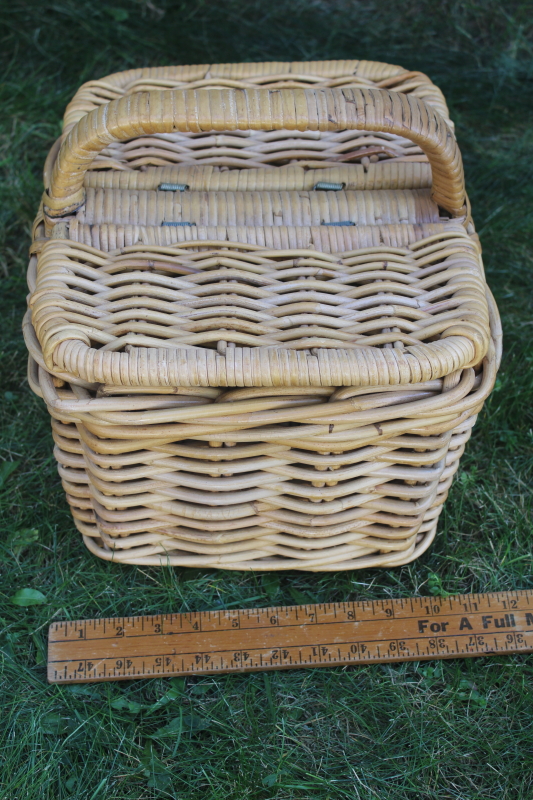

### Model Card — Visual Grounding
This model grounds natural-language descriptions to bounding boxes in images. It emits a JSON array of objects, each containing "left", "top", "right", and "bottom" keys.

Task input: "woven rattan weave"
[{"left": 25, "top": 60, "right": 500, "bottom": 570}]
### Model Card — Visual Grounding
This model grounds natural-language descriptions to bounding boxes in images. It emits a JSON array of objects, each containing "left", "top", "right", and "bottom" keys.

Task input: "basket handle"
[{"left": 44, "top": 86, "right": 465, "bottom": 217}]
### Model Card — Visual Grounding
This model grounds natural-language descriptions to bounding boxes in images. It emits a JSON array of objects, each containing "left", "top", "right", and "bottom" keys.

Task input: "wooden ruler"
[{"left": 47, "top": 590, "right": 533, "bottom": 684}]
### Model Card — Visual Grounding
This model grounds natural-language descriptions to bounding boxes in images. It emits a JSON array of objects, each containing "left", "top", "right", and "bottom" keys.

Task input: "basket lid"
[{"left": 29, "top": 224, "right": 489, "bottom": 389}]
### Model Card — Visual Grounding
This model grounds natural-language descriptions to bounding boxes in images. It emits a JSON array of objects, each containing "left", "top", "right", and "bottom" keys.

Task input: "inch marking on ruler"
[{"left": 47, "top": 591, "right": 533, "bottom": 683}]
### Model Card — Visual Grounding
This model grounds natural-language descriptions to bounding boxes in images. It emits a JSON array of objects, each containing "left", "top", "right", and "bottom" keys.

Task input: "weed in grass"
[{"left": 0, "top": 1, "right": 532, "bottom": 798}]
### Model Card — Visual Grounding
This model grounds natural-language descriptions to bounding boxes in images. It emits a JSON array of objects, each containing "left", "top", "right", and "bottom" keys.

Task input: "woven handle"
[{"left": 44, "top": 86, "right": 465, "bottom": 217}]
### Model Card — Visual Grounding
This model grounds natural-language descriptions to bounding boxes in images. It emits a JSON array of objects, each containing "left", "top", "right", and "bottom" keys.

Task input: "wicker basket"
[{"left": 24, "top": 60, "right": 501, "bottom": 571}]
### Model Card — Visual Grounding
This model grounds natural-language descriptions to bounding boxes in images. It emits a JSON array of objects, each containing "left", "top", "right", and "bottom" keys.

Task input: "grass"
[{"left": 1, "top": 0, "right": 533, "bottom": 797}]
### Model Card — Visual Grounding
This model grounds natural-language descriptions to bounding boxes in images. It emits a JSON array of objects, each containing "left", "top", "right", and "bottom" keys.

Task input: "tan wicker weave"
[
  {"left": 45, "top": 61, "right": 450, "bottom": 178},
  {"left": 25, "top": 60, "right": 500, "bottom": 570}
]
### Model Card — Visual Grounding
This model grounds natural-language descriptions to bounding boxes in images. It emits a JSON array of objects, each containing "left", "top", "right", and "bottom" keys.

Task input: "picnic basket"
[{"left": 24, "top": 60, "right": 501, "bottom": 571}]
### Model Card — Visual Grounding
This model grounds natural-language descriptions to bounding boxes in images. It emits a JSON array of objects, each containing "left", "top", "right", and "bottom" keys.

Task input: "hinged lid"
[
  {"left": 29, "top": 85, "right": 489, "bottom": 389},
  {"left": 29, "top": 226, "right": 489, "bottom": 389}
]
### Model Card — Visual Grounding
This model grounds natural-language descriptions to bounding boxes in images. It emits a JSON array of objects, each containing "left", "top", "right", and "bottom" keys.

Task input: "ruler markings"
[
  {"left": 48, "top": 591, "right": 533, "bottom": 683},
  {"left": 51, "top": 609, "right": 511, "bottom": 641}
]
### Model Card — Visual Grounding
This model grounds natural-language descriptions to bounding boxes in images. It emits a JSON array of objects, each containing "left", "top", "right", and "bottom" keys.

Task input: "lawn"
[{"left": 1, "top": 1, "right": 532, "bottom": 798}]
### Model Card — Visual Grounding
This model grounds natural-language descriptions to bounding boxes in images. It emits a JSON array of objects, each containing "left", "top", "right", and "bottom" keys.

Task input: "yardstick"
[{"left": 47, "top": 590, "right": 533, "bottom": 684}]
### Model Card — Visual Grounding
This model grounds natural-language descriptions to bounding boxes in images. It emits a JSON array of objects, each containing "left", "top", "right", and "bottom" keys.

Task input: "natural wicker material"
[
  {"left": 25, "top": 60, "right": 500, "bottom": 571},
  {"left": 77, "top": 188, "right": 440, "bottom": 227},
  {"left": 66, "top": 221, "right": 457, "bottom": 255},
  {"left": 30, "top": 230, "right": 489, "bottom": 387},
  {"left": 42, "top": 85, "right": 465, "bottom": 218},
  {"left": 45, "top": 61, "right": 450, "bottom": 177},
  {"left": 61, "top": 61, "right": 450, "bottom": 130},
  {"left": 81, "top": 161, "right": 434, "bottom": 191}
]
